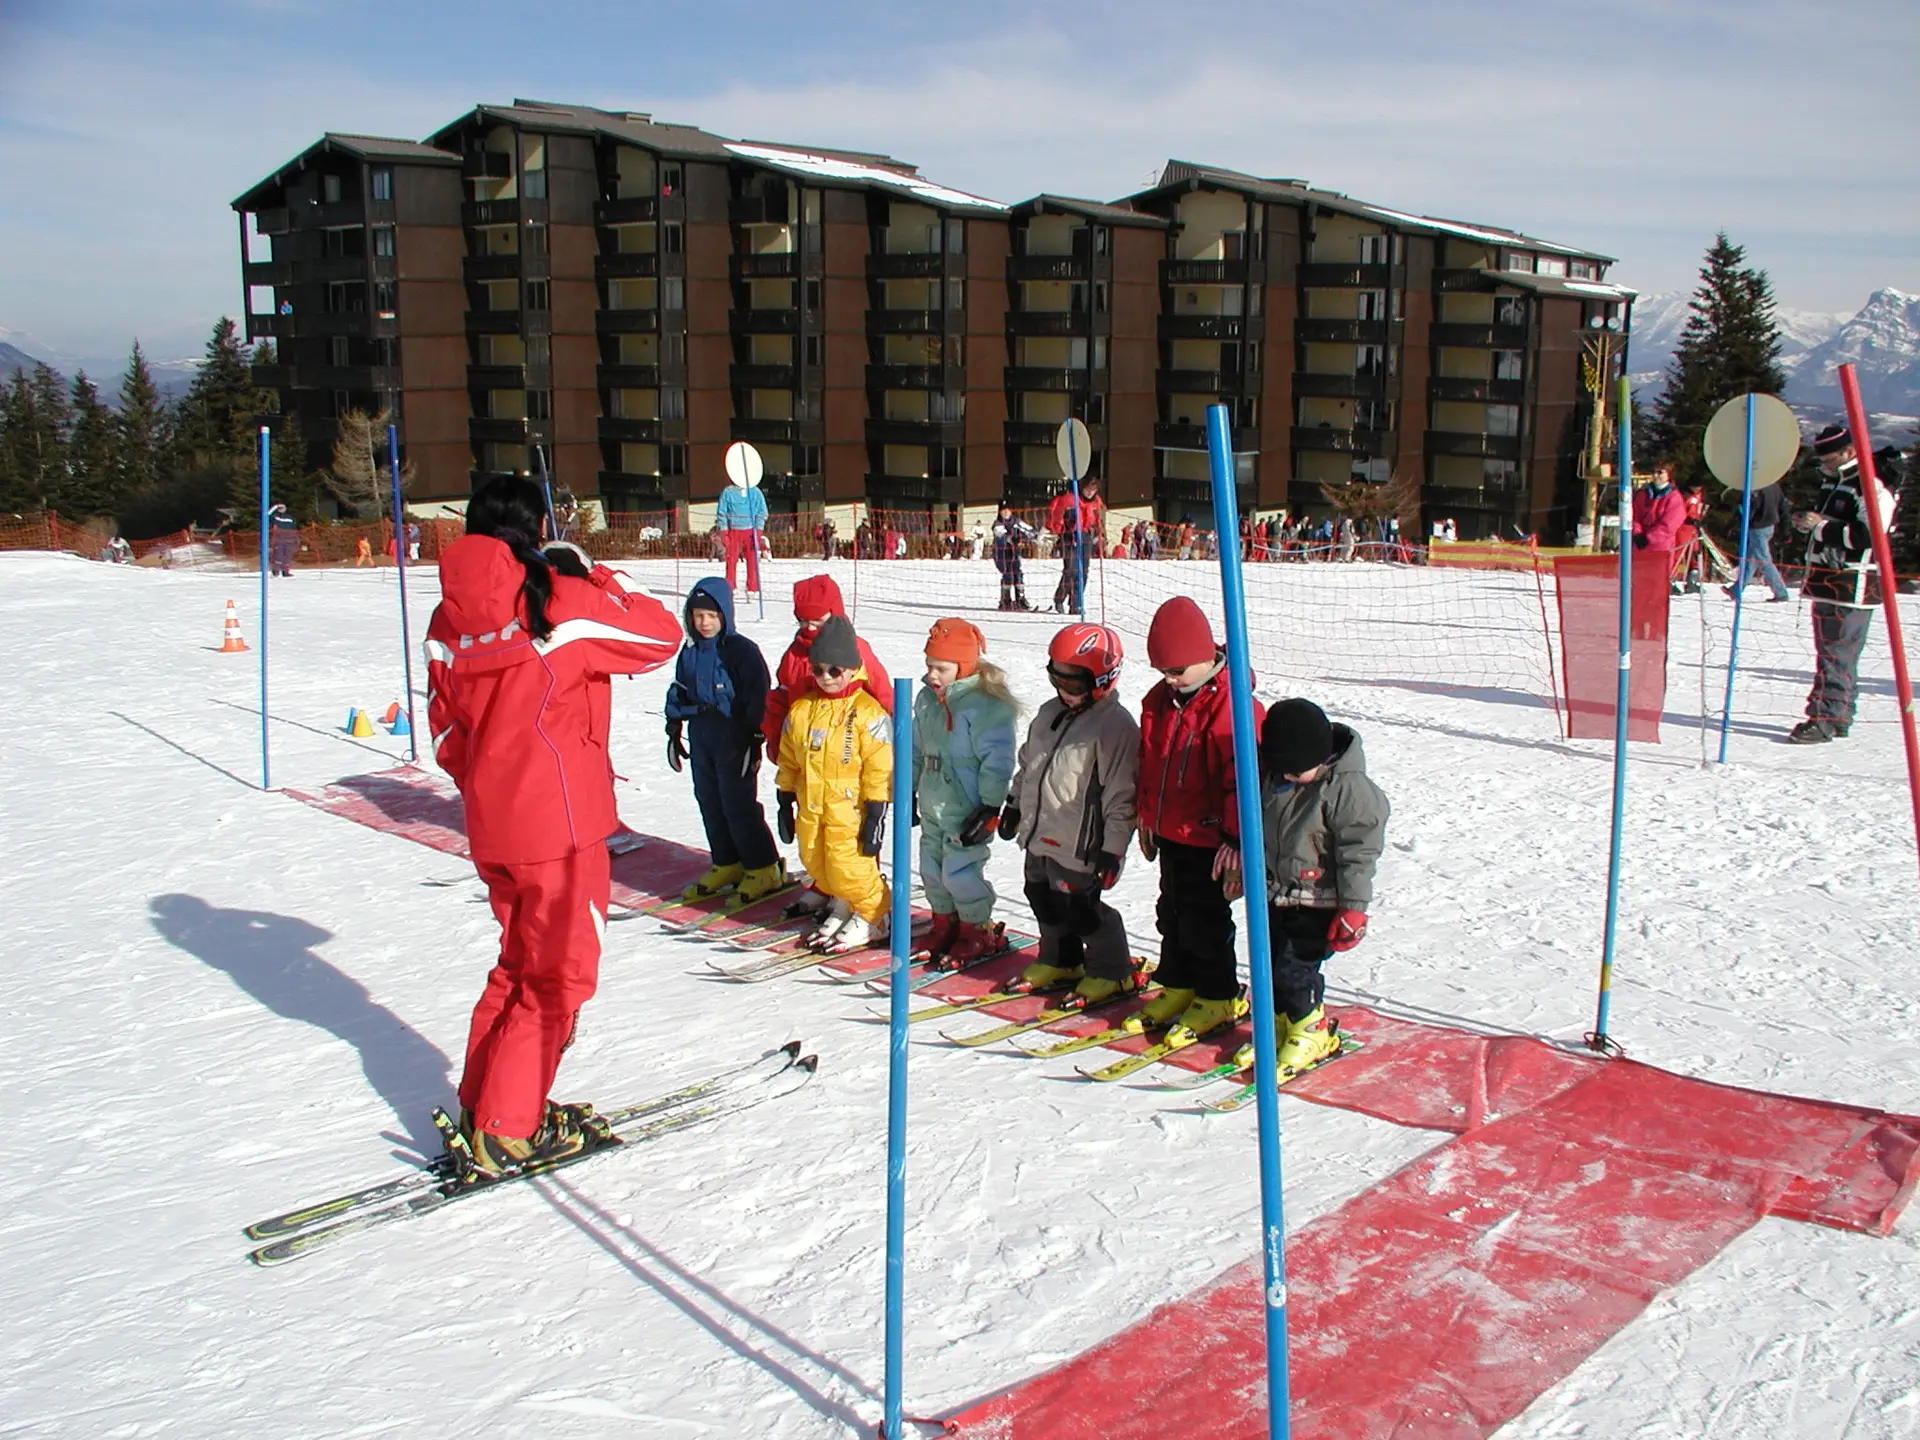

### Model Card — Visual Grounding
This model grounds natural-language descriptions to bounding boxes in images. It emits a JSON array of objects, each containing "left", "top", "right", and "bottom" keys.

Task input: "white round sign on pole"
[
  {"left": 1703, "top": 393, "right": 1798, "bottom": 490},
  {"left": 1055, "top": 418, "right": 1092, "bottom": 483},
  {"left": 724, "top": 440, "right": 765, "bottom": 489}
]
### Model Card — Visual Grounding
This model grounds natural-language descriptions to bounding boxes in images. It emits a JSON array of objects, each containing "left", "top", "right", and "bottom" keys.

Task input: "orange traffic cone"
[
  {"left": 381, "top": 701, "right": 401, "bottom": 725},
  {"left": 218, "top": 599, "right": 248, "bottom": 654}
]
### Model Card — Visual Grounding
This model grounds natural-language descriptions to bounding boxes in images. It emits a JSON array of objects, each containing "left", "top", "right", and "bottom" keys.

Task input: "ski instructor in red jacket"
[{"left": 426, "top": 477, "right": 680, "bottom": 1177}]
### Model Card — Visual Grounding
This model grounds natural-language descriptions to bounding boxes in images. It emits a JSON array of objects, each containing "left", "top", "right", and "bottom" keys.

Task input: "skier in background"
[
  {"left": 774, "top": 615, "right": 894, "bottom": 954},
  {"left": 266, "top": 503, "right": 299, "bottom": 578},
  {"left": 665, "top": 577, "right": 785, "bottom": 910},
  {"left": 991, "top": 502, "right": 1037, "bottom": 611},
  {"left": 1129, "top": 597, "right": 1259, "bottom": 1046},
  {"left": 425, "top": 477, "right": 679, "bottom": 1176},
  {"left": 1001, "top": 623, "right": 1140, "bottom": 1006},
  {"left": 1252, "top": 698, "right": 1389, "bottom": 1079},
  {"left": 911, "top": 618, "right": 1018, "bottom": 968}
]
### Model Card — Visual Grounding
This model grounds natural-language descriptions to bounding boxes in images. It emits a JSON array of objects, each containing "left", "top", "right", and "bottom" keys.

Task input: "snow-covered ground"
[{"left": 1, "top": 551, "right": 1915, "bottom": 1437}]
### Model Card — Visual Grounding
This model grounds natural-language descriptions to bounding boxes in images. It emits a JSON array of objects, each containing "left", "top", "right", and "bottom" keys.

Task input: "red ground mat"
[{"left": 943, "top": 1030, "right": 1920, "bottom": 1439}]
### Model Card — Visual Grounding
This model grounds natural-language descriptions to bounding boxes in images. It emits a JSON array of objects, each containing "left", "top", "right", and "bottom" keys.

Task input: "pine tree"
[
  {"left": 1645, "top": 235, "right": 1786, "bottom": 488},
  {"left": 111, "top": 342, "right": 166, "bottom": 515},
  {"left": 0, "top": 363, "right": 74, "bottom": 512},
  {"left": 65, "top": 372, "right": 117, "bottom": 518},
  {"left": 170, "top": 317, "right": 266, "bottom": 512},
  {"left": 268, "top": 412, "right": 321, "bottom": 522}
]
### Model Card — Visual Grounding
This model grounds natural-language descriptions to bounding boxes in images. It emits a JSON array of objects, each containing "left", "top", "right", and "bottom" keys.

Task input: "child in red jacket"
[
  {"left": 761, "top": 574, "right": 892, "bottom": 752},
  {"left": 1130, "top": 596, "right": 1262, "bottom": 1044},
  {"left": 426, "top": 477, "right": 680, "bottom": 1177}
]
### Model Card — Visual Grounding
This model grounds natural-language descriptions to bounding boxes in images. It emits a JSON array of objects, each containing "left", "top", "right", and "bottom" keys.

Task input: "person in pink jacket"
[{"left": 1631, "top": 462, "right": 1686, "bottom": 554}]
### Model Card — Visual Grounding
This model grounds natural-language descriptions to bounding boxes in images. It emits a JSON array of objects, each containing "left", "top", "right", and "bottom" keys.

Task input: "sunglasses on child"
[
  {"left": 810, "top": 662, "right": 850, "bottom": 680},
  {"left": 1045, "top": 662, "right": 1094, "bottom": 696}
]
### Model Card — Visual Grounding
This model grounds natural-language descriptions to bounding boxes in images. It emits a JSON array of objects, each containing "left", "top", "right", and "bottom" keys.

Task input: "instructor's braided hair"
[{"left": 464, "top": 476, "right": 556, "bottom": 641}]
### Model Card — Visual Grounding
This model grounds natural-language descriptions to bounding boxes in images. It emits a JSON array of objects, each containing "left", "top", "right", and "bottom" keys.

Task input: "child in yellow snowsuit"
[{"left": 774, "top": 614, "right": 894, "bottom": 953}]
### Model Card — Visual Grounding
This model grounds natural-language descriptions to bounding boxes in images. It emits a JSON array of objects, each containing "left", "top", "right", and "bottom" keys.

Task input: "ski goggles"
[{"left": 1045, "top": 663, "right": 1095, "bottom": 696}]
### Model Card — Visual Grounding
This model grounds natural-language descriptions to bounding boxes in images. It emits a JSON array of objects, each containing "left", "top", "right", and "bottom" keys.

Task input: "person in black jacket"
[
  {"left": 665, "top": 576, "right": 785, "bottom": 901},
  {"left": 1788, "top": 425, "right": 1889, "bottom": 743},
  {"left": 1724, "top": 479, "right": 1792, "bottom": 602}
]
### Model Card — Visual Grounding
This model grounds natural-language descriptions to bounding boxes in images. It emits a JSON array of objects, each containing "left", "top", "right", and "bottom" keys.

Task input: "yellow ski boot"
[
  {"left": 683, "top": 863, "right": 744, "bottom": 902},
  {"left": 1165, "top": 993, "right": 1250, "bottom": 1047},
  {"left": 1122, "top": 986, "right": 1195, "bottom": 1034},
  {"left": 1071, "top": 970, "right": 1144, "bottom": 1005},
  {"left": 728, "top": 863, "right": 788, "bottom": 910},
  {"left": 1020, "top": 959, "right": 1085, "bottom": 991},
  {"left": 1275, "top": 1007, "right": 1342, "bottom": 1077}
]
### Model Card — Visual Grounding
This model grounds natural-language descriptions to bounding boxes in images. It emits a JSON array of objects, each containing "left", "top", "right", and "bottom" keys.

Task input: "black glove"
[
  {"left": 1632, "top": 534, "right": 1648, "bottom": 550},
  {"left": 666, "top": 720, "right": 688, "bottom": 774},
  {"left": 1094, "top": 850, "right": 1122, "bottom": 890},
  {"left": 858, "top": 800, "right": 888, "bottom": 857},
  {"left": 957, "top": 803, "right": 1000, "bottom": 847},
  {"left": 777, "top": 790, "right": 796, "bottom": 845},
  {"left": 740, "top": 732, "right": 763, "bottom": 779},
  {"left": 998, "top": 803, "right": 1021, "bottom": 843}
]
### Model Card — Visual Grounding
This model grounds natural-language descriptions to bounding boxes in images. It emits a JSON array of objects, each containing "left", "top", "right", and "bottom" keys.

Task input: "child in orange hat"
[{"left": 911, "top": 618, "right": 1019, "bottom": 966}]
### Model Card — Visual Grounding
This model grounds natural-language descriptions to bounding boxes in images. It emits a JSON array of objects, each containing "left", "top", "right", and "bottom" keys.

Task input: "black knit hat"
[
  {"left": 1813, "top": 423, "right": 1852, "bottom": 457},
  {"left": 810, "top": 614, "right": 861, "bottom": 671},
  {"left": 1262, "top": 698, "right": 1334, "bottom": 778}
]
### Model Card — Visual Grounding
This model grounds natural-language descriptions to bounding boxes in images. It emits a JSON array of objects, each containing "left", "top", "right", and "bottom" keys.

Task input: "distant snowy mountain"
[
  {"left": 0, "top": 341, "right": 38, "bottom": 377},
  {"left": 1626, "top": 291, "right": 1850, "bottom": 394},
  {"left": 0, "top": 326, "right": 200, "bottom": 400}
]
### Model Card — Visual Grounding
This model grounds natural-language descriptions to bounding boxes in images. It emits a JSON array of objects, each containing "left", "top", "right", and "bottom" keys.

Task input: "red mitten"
[{"left": 1327, "top": 909, "right": 1368, "bottom": 952}]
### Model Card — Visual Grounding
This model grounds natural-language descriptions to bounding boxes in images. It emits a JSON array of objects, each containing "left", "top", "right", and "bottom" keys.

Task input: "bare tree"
[{"left": 321, "top": 408, "right": 414, "bottom": 518}]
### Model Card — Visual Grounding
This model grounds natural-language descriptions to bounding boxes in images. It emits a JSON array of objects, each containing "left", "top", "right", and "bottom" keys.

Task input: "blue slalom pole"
[
  {"left": 884, "top": 675, "right": 913, "bottom": 1437},
  {"left": 1067, "top": 425, "right": 1086, "bottom": 618},
  {"left": 1715, "top": 396, "right": 1756, "bottom": 765},
  {"left": 535, "top": 445, "right": 560, "bottom": 539},
  {"left": 1592, "top": 378, "right": 1633, "bottom": 1051},
  {"left": 388, "top": 424, "right": 419, "bottom": 764},
  {"left": 257, "top": 425, "right": 272, "bottom": 791},
  {"left": 1204, "top": 403, "right": 1289, "bottom": 1438}
]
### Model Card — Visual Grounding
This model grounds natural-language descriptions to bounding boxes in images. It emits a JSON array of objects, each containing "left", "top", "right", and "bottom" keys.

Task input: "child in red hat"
[
  {"left": 761, "top": 574, "right": 892, "bottom": 753},
  {"left": 1128, "top": 595, "right": 1262, "bottom": 1044}
]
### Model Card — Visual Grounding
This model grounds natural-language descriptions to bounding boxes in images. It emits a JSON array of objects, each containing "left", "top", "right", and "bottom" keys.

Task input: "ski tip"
[
  {"left": 779, "top": 1039, "right": 804, "bottom": 1058},
  {"left": 795, "top": 1054, "right": 820, "bottom": 1073}
]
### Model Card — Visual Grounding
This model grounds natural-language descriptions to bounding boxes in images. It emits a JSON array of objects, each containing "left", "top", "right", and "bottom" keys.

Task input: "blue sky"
[{"left": 1, "top": 0, "right": 1914, "bottom": 369}]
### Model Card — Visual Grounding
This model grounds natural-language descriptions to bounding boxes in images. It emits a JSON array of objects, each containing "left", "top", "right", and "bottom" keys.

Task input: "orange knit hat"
[{"left": 924, "top": 617, "right": 986, "bottom": 677}]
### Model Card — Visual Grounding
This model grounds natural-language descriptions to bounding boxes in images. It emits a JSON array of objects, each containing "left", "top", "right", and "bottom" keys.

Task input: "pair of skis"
[{"left": 244, "top": 1042, "right": 817, "bottom": 1267}]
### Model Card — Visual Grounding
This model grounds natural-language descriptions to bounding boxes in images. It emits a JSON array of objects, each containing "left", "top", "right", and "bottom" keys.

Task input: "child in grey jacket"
[{"left": 1256, "top": 698, "right": 1389, "bottom": 1076}]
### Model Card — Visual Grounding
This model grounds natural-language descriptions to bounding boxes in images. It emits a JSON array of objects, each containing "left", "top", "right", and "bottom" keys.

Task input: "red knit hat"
[
  {"left": 924, "top": 617, "right": 986, "bottom": 677},
  {"left": 1147, "top": 595, "right": 1217, "bottom": 669},
  {"left": 792, "top": 573, "right": 845, "bottom": 623}
]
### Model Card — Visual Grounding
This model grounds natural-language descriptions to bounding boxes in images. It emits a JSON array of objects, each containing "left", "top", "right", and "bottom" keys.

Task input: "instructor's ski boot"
[
  {"left": 1165, "top": 993, "right": 1249, "bottom": 1047},
  {"left": 683, "top": 863, "right": 744, "bottom": 902},
  {"left": 729, "top": 863, "right": 789, "bottom": 910},
  {"left": 1071, "top": 969, "right": 1144, "bottom": 1006},
  {"left": 1273, "top": 1006, "right": 1342, "bottom": 1076},
  {"left": 456, "top": 1105, "right": 598, "bottom": 1182},
  {"left": 1123, "top": 986, "right": 1195, "bottom": 1034}
]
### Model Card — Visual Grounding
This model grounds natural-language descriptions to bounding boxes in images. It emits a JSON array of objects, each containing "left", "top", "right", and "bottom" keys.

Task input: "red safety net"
[{"left": 1555, "top": 554, "right": 1670, "bottom": 742}]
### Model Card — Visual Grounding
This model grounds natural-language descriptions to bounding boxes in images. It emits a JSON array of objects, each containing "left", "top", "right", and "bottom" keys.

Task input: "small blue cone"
[
  {"left": 344, "top": 708, "right": 359, "bottom": 734},
  {"left": 390, "top": 711, "right": 412, "bottom": 737}
]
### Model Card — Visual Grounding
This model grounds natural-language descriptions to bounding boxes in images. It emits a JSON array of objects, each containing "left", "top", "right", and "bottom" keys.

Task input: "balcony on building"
[
  {"left": 243, "top": 259, "right": 292, "bottom": 288},
  {"left": 597, "top": 416, "right": 674, "bottom": 444},
  {"left": 1158, "top": 314, "right": 1245, "bottom": 341},
  {"left": 1006, "top": 310, "right": 1094, "bottom": 339},
  {"left": 463, "top": 253, "right": 521, "bottom": 282},
  {"left": 1004, "top": 365, "right": 1104, "bottom": 393},
  {"left": 867, "top": 310, "right": 946, "bottom": 335},
  {"left": 463, "top": 197, "right": 541, "bottom": 228},
  {"left": 594, "top": 252, "right": 659, "bottom": 280},
  {"left": 1428, "top": 376, "right": 1526, "bottom": 404},
  {"left": 466, "top": 308, "right": 524, "bottom": 335},
  {"left": 1432, "top": 322, "right": 1529, "bottom": 349},
  {"left": 467, "top": 363, "right": 527, "bottom": 390},
  {"left": 867, "top": 252, "right": 959, "bottom": 279},
  {"left": 733, "top": 417, "right": 823, "bottom": 445},
  {"left": 1160, "top": 258, "right": 1248, "bottom": 286},
  {"left": 1007, "top": 254, "right": 1088, "bottom": 282},
  {"left": 1290, "top": 425, "right": 1390, "bottom": 455},
  {"left": 597, "top": 362, "right": 664, "bottom": 389},
  {"left": 1004, "top": 419, "right": 1106, "bottom": 449},
  {"left": 731, "top": 252, "right": 800, "bottom": 280},
  {"left": 1155, "top": 422, "right": 1259, "bottom": 451},
  {"left": 597, "top": 308, "right": 662, "bottom": 335},
  {"left": 864, "top": 472, "right": 950, "bottom": 503},
  {"left": 594, "top": 195, "right": 658, "bottom": 225},
  {"left": 732, "top": 363, "right": 798, "bottom": 390},
  {"left": 1292, "top": 371, "right": 1389, "bottom": 399},
  {"left": 865, "top": 418, "right": 966, "bottom": 447},
  {"left": 1296, "top": 262, "right": 1392, "bottom": 288},
  {"left": 1295, "top": 318, "right": 1389, "bottom": 345},
  {"left": 1424, "top": 430, "right": 1523, "bottom": 461},
  {"left": 866, "top": 364, "right": 962, "bottom": 391},
  {"left": 470, "top": 416, "right": 531, "bottom": 445},
  {"left": 1157, "top": 369, "right": 1238, "bottom": 394},
  {"left": 732, "top": 309, "right": 801, "bottom": 335}
]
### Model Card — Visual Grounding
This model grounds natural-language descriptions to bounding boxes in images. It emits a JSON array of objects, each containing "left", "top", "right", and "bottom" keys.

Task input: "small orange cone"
[
  {"left": 218, "top": 599, "right": 249, "bottom": 654},
  {"left": 382, "top": 701, "right": 401, "bottom": 725}
]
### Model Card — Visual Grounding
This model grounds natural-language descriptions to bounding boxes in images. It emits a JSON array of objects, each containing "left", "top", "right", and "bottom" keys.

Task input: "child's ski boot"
[
  {"left": 914, "top": 912, "right": 961, "bottom": 962},
  {"left": 935, "top": 920, "right": 1007, "bottom": 970},
  {"left": 1164, "top": 993, "right": 1249, "bottom": 1046},
  {"left": 729, "top": 863, "right": 789, "bottom": 910},
  {"left": 1274, "top": 1006, "right": 1342, "bottom": 1076},
  {"left": 683, "top": 863, "right": 744, "bottom": 902},
  {"left": 1122, "top": 986, "right": 1195, "bottom": 1034},
  {"left": 1070, "top": 969, "right": 1145, "bottom": 1006},
  {"left": 802, "top": 898, "right": 853, "bottom": 950}
]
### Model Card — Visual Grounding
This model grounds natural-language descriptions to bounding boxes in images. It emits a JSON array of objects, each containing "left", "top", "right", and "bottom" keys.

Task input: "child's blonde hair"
[{"left": 972, "top": 658, "right": 1022, "bottom": 714}]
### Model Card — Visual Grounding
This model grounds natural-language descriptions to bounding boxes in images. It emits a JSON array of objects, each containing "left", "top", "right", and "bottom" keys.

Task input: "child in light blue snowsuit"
[{"left": 912, "top": 617, "right": 1018, "bottom": 965}]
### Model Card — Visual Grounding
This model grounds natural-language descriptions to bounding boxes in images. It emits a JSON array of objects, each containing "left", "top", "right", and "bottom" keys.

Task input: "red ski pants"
[
  {"left": 459, "top": 843, "right": 610, "bottom": 1139},
  {"left": 723, "top": 528, "right": 761, "bottom": 594}
]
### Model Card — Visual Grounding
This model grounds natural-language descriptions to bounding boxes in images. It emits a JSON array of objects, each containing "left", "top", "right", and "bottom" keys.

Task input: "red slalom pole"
[{"left": 1838, "top": 363, "right": 1920, "bottom": 886}]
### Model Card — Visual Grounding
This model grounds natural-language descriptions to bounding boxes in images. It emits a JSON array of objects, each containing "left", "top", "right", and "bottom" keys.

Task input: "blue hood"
[{"left": 684, "top": 575, "right": 736, "bottom": 638}]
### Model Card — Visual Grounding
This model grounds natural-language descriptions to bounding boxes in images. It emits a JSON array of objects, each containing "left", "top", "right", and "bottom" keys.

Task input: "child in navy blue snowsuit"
[{"left": 665, "top": 577, "right": 784, "bottom": 906}]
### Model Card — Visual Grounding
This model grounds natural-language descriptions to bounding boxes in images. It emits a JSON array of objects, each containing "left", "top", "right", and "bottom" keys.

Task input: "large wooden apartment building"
[{"left": 234, "top": 104, "right": 1630, "bottom": 541}]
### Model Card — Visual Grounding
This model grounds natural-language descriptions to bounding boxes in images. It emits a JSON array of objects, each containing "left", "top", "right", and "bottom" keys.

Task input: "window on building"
[
  {"left": 661, "top": 388, "right": 685, "bottom": 420},
  {"left": 936, "top": 446, "right": 962, "bottom": 478},
  {"left": 524, "top": 224, "right": 547, "bottom": 259},
  {"left": 1356, "top": 398, "right": 1390, "bottom": 430},
  {"left": 1358, "top": 289, "right": 1386, "bottom": 321},
  {"left": 525, "top": 280, "right": 550, "bottom": 310},
  {"left": 323, "top": 174, "right": 343, "bottom": 204},
  {"left": 524, "top": 168, "right": 547, "bottom": 200},
  {"left": 946, "top": 222, "right": 965, "bottom": 254},
  {"left": 804, "top": 334, "right": 824, "bottom": 367},
  {"left": 663, "top": 222, "right": 683, "bottom": 254},
  {"left": 1570, "top": 260, "right": 1596, "bottom": 280},
  {"left": 527, "top": 334, "right": 550, "bottom": 367},
  {"left": 1536, "top": 256, "right": 1567, "bottom": 277},
  {"left": 1094, "top": 282, "right": 1109, "bottom": 313},
  {"left": 663, "top": 333, "right": 685, "bottom": 365},
  {"left": 1093, "top": 226, "right": 1109, "bottom": 256},
  {"left": 946, "top": 278, "right": 965, "bottom": 311},
  {"left": 375, "top": 337, "right": 398, "bottom": 366},
  {"left": 1496, "top": 296, "right": 1526, "bottom": 327},
  {"left": 1358, "top": 234, "right": 1388, "bottom": 264},
  {"left": 373, "top": 281, "right": 396, "bottom": 315},
  {"left": 795, "top": 445, "right": 821, "bottom": 475},
  {"left": 330, "top": 336, "right": 351, "bottom": 366},
  {"left": 527, "top": 390, "right": 551, "bottom": 420},
  {"left": 372, "top": 227, "right": 395, "bottom": 258},
  {"left": 325, "top": 281, "right": 363, "bottom": 314},
  {"left": 661, "top": 166, "right": 681, "bottom": 196},
  {"left": 1493, "top": 349, "right": 1523, "bottom": 381},
  {"left": 662, "top": 442, "right": 686, "bottom": 474},
  {"left": 1356, "top": 344, "right": 1385, "bottom": 376},
  {"left": 331, "top": 389, "right": 349, "bottom": 417},
  {"left": 1487, "top": 404, "right": 1520, "bottom": 436},
  {"left": 371, "top": 167, "right": 392, "bottom": 201},
  {"left": 1087, "top": 393, "right": 1106, "bottom": 425},
  {"left": 662, "top": 276, "right": 684, "bottom": 310},
  {"left": 1484, "top": 458, "right": 1519, "bottom": 489},
  {"left": 1505, "top": 252, "right": 1533, "bottom": 272}
]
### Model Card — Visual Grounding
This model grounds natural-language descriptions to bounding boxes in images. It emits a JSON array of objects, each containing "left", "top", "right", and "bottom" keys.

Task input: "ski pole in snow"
[
  {"left": 388, "top": 424, "right": 418, "bottom": 764},
  {"left": 1590, "top": 376, "right": 1633, "bottom": 1054},
  {"left": 1204, "top": 403, "right": 1290, "bottom": 1439},
  {"left": 258, "top": 425, "right": 271, "bottom": 791},
  {"left": 1838, "top": 364, "right": 1920, "bottom": 886},
  {"left": 884, "top": 677, "right": 912, "bottom": 1437}
]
